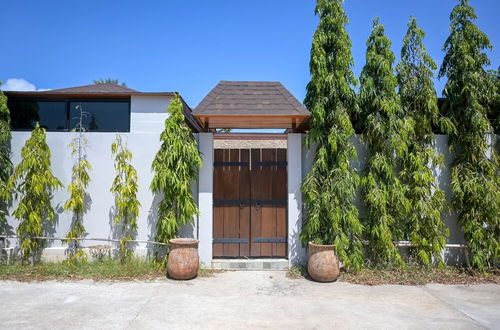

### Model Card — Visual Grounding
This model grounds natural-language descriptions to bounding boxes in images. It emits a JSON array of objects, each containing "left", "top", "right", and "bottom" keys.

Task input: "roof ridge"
[
  {"left": 219, "top": 81, "right": 281, "bottom": 86},
  {"left": 274, "top": 83, "right": 309, "bottom": 114},
  {"left": 42, "top": 83, "right": 139, "bottom": 94},
  {"left": 195, "top": 82, "right": 226, "bottom": 111},
  {"left": 272, "top": 84, "right": 296, "bottom": 110}
]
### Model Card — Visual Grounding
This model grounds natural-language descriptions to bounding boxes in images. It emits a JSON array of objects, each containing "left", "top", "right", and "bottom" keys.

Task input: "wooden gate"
[{"left": 213, "top": 148, "right": 287, "bottom": 258}]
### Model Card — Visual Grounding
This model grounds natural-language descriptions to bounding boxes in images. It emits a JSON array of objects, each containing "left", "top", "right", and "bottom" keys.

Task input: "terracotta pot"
[
  {"left": 307, "top": 241, "right": 340, "bottom": 282},
  {"left": 167, "top": 238, "right": 199, "bottom": 280}
]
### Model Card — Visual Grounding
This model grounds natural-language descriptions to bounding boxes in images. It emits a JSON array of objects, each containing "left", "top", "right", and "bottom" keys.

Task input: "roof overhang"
[
  {"left": 3, "top": 91, "right": 176, "bottom": 99},
  {"left": 214, "top": 133, "right": 287, "bottom": 140},
  {"left": 194, "top": 114, "right": 309, "bottom": 130}
]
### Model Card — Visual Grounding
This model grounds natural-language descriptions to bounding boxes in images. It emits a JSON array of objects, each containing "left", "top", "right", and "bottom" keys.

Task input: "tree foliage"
[
  {"left": 358, "top": 18, "right": 410, "bottom": 267},
  {"left": 396, "top": 17, "right": 448, "bottom": 267},
  {"left": 438, "top": 0, "right": 499, "bottom": 270},
  {"left": 300, "top": 0, "right": 364, "bottom": 271},
  {"left": 4, "top": 124, "right": 62, "bottom": 263},
  {"left": 0, "top": 82, "right": 12, "bottom": 228},
  {"left": 93, "top": 78, "right": 127, "bottom": 87},
  {"left": 64, "top": 104, "right": 91, "bottom": 264},
  {"left": 489, "top": 66, "right": 500, "bottom": 132},
  {"left": 150, "top": 94, "right": 202, "bottom": 245},
  {"left": 111, "top": 134, "right": 140, "bottom": 262}
]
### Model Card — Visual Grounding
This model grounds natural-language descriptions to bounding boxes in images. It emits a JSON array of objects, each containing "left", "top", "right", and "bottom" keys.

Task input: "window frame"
[
  {"left": 67, "top": 98, "right": 131, "bottom": 133},
  {"left": 8, "top": 97, "right": 131, "bottom": 133}
]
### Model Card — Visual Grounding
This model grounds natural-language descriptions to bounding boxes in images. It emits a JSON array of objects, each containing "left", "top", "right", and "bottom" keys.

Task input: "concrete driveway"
[{"left": 0, "top": 271, "right": 498, "bottom": 330}]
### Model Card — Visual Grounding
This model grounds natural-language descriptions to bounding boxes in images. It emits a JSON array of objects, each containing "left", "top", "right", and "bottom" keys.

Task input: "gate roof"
[{"left": 193, "top": 81, "right": 310, "bottom": 131}]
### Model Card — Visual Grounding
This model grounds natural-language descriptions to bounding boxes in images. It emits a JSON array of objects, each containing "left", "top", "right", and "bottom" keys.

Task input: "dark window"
[
  {"left": 7, "top": 98, "right": 130, "bottom": 132},
  {"left": 69, "top": 101, "right": 129, "bottom": 132},
  {"left": 8, "top": 99, "right": 67, "bottom": 131}
]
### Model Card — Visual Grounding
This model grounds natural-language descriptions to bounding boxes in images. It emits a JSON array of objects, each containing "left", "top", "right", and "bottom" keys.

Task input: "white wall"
[
  {"left": 301, "top": 134, "right": 466, "bottom": 265},
  {"left": 288, "top": 134, "right": 306, "bottom": 266},
  {"left": 3, "top": 94, "right": 203, "bottom": 260},
  {"left": 197, "top": 133, "right": 214, "bottom": 266},
  {"left": 2, "top": 100, "right": 473, "bottom": 267}
]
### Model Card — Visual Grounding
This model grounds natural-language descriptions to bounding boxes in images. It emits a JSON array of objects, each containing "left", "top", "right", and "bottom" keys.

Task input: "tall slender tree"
[
  {"left": 151, "top": 94, "right": 202, "bottom": 247},
  {"left": 438, "top": 0, "right": 499, "bottom": 270},
  {"left": 358, "top": 18, "right": 410, "bottom": 267},
  {"left": 0, "top": 82, "right": 12, "bottom": 228},
  {"left": 396, "top": 17, "right": 448, "bottom": 267},
  {"left": 5, "top": 124, "right": 62, "bottom": 263},
  {"left": 64, "top": 104, "right": 91, "bottom": 264},
  {"left": 300, "top": 0, "right": 364, "bottom": 271},
  {"left": 111, "top": 134, "right": 140, "bottom": 262}
]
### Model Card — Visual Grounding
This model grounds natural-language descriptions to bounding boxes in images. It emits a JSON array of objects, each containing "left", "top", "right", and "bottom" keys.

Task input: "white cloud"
[{"left": 1, "top": 78, "right": 37, "bottom": 91}]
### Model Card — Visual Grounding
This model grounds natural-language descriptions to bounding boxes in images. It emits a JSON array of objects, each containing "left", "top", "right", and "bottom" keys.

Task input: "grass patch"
[
  {"left": 0, "top": 258, "right": 225, "bottom": 282},
  {"left": 0, "top": 258, "right": 166, "bottom": 282},
  {"left": 339, "top": 265, "right": 500, "bottom": 285},
  {"left": 287, "top": 263, "right": 500, "bottom": 285},
  {"left": 197, "top": 268, "right": 224, "bottom": 278},
  {"left": 287, "top": 265, "right": 308, "bottom": 279}
]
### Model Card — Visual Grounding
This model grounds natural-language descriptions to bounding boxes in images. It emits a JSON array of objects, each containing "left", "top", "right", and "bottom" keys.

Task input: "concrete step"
[{"left": 211, "top": 258, "right": 289, "bottom": 271}]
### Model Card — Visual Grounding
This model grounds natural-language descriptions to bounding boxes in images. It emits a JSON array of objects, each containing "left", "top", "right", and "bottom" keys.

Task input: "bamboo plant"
[
  {"left": 0, "top": 82, "right": 12, "bottom": 229},
  {"left": 151, "top": 94, "right": 202, "bottom": 247},
  {"left": 4, "top": 123, "right": 62, "bottom": 263},
  {"left": 64, "top": 104, "right": 91, "bottom": 265},
  {"left": 110, "top": 134, "right": 140, "bottom": 262}
]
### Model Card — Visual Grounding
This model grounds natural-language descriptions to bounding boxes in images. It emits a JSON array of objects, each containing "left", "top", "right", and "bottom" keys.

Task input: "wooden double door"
[{"left": 213, "top": 148, "right": 287, "bottom": 258}]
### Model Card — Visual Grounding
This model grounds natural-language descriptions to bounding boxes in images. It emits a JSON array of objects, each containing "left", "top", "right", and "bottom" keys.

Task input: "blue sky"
[{"left": 1, "top": 0, "right": 499, "bottom": 108}]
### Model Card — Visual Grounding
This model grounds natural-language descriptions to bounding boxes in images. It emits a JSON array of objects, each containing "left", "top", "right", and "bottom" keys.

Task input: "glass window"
[
  {"left": 7, "top": 98, "right": 130, "bottom": 132},
  {"left": 8, "top": 99, "right": 67, "bottom": 131},
  {"left": 69, "top": 101, "right": 129, "bottom": 132}
]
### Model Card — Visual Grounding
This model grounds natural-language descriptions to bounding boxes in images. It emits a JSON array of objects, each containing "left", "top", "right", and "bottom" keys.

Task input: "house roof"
[
  {"left": 3, "top": 83, "right": 174, "bottom": 98},
  {"left": 194, "top": 81, "right": 309, "bottom": 116},
  {"left": 40, "top": 83, "right": 139, "bottom": 94},
  {"left": 193, "top": 81, "right": 310, "bottom": 130}
]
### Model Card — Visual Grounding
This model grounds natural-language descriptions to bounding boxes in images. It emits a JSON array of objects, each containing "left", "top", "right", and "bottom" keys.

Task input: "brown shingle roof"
[
  {"left": 39, "top": 83, "right": 139, "bottom": 94},
  {"left": 193, "top": 81, "right": 310, "bottom": 116}
]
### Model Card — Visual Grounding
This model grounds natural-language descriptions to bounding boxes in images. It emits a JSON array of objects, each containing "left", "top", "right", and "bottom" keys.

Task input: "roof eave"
[{"left": 3, "top": 91, "right": 176, "bottom": 98}]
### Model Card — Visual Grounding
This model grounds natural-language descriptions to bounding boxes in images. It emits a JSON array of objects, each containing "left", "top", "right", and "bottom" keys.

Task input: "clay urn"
[
  {"left": 307, "top": 241, "right": 340, "bottom": 282},
  {"left": 167, "top": 238, "right": 200, "bottom": 280}
]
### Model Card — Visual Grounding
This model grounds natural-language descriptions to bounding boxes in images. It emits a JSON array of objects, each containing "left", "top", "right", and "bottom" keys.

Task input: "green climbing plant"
[
  {"left": 358, "top": 17, "right": 410, "bottom": 268},
  {"left": 396, "top": 17, "right": 448, "bottom": 267},
  {"left": 63, "top": 104, "right": 91, "bottom": 265},
  {"left": 300, "top": 0, "right": 364, "bottom": 271},
  {"left": 151, "top": 94, "right": 202, "bottom": 247},
  {"left": 0, "top": 82, "right": 12, "bottom": 228},
  {"left": 438, "top": 0, "right": 499, "bottom": 270},
  {"left": 4, "top": 123, "right": 62, "bottom": 263},
  {"left": 110, "top": 134, "right": 140, "bottom": 263}
]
